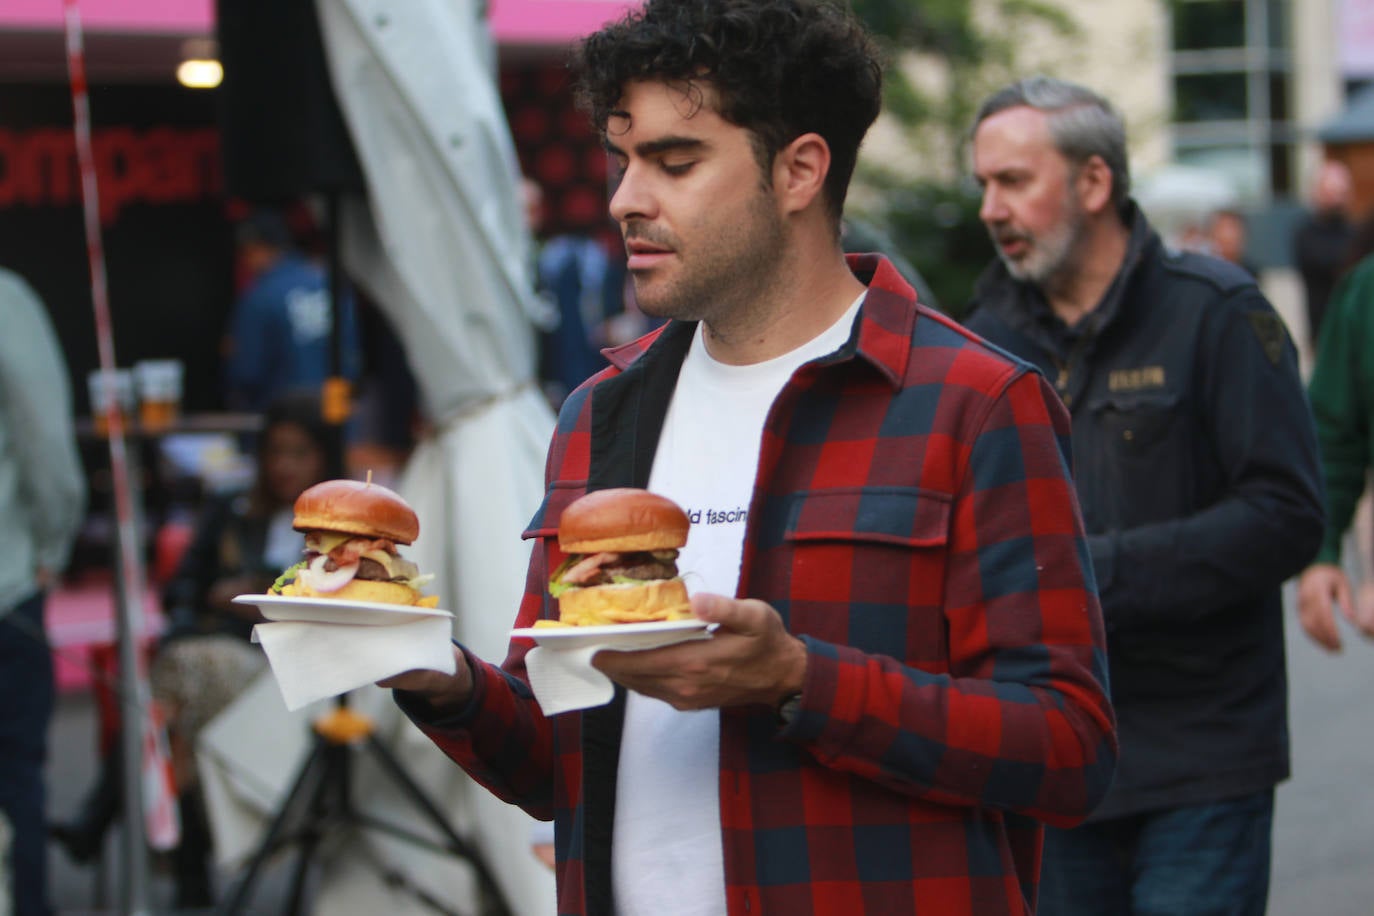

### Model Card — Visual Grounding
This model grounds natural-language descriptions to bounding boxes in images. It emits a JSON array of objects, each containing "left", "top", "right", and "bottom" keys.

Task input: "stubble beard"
[{"left": 630, "top": 188, "right": 787, "bottom": 330}]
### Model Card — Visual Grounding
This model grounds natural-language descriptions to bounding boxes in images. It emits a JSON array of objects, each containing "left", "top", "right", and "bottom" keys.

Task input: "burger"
[
  {"left": 270, "top": 478, "right": 437, "bottom": 607},
  {"left": 547, "top": 488, "right": 691, "bottom": 626}
]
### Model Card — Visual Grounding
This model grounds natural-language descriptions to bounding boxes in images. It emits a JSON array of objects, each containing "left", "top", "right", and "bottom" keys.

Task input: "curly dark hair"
[{"left": 573, "top": 0, "right": 883, "bottom": 225}]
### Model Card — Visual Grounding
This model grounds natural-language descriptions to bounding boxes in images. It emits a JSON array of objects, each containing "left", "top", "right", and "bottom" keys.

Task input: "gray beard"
[{"left": 996, "top": 218, "right": 1084, "bottom": 289}]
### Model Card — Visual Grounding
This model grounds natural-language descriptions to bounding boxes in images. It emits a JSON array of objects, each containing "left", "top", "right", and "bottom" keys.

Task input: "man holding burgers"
[{"left": 381, "top": 2, "right": 1117, "bottom": 913}]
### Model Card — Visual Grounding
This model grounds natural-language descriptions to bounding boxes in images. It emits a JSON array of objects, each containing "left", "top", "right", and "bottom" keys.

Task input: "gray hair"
[{"left": 974, "top": 76, "right": 1131, "bottom": 214}]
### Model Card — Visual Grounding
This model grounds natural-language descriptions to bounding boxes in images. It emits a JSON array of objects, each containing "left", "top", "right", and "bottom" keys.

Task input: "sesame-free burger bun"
[
  {"left": 559, "top": 488, "right": 689, "bottom": 554},
  {"left": 293, "top": 479, "right": 420, "bottom": 545},
  {"left": 279, "top": 577, "right": 425, "bottom": 606},
  {"left": 557, "top": 577, "right": 691, "bottom": 626}
]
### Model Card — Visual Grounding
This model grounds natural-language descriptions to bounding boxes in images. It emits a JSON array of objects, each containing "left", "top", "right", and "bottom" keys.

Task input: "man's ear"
[
  {"left": 1076, "top": 154, "right": 1115, "bottom": 215},
  {"left": 773, "top": 132, "right": 830, "bottom": 216}
]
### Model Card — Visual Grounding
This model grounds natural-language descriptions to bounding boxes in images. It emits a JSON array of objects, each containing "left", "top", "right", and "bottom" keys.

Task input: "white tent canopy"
[
  {"left": 321, "top": 0, "right": 557, "bottom": 909},
  {"left": 200, "top": 1, "right": 558, "bottom": 912}
]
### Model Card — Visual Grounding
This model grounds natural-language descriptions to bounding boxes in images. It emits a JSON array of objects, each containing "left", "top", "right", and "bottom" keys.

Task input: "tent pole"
[{"left": 112, "top": 456, "right": 152, "bottom": 916}]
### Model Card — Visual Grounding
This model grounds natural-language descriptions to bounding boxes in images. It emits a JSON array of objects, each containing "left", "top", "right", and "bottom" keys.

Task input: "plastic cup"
[
  {"left": 134, "top": 360, "right": 184, "bottom": 432},
  {"left": 88, "top": 369, "right": 135, "bottom": 436}
]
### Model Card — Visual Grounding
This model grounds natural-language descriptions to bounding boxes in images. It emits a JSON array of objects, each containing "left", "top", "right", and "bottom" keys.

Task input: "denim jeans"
[
  {"left": 0, "top": 593, "right": 54, "bottom": 916},
  {"left": 1038, "top": 789, "right": 1274, "bottom": 916}
]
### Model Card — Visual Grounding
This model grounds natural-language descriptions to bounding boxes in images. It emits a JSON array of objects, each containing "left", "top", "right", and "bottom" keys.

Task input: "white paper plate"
[
  {"left": 233, "top": 593, "right": 453, "bottom": 626},
  {"left": 510, "top": 618, "right": 715, "bottom": 650}
]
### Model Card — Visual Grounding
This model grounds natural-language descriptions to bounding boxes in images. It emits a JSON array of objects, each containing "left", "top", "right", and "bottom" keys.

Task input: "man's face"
[
  {"left": 1209, "top": 213, "right": 1246, "bottom": 265},
  {"left": 973, "top": 105, "right": 1087, "bottom": 287},
  {"left": 1314, "top": 161, "right": 1352, "bottom": 215},
  {"left": 261, "top": 421, "right": 325, "bottom": 507},
  {"left": 605, "top": 80, "right": 785, "bottom": 323}
]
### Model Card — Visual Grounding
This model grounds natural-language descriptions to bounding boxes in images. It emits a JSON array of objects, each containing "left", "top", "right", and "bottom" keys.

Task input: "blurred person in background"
[
  {"left": 346, "top": 296, "right": 420, "bottom": 487},
  {"left": 222, "top": 208, "right": 361, "bottom": 414},
  {"left": 523, "top": 177, "right": 625, "bottom": 409},
  {"left": 0, "top": 267, "right": 85, "bottom": 916},
  {"left": 964, "top": 75, "right": 1324, "bottom": 916},
  {"left": 1296, "top": 217, "right": 1374, "bottom": 653},
  {"left": 53, "top": 390, "right": 331, "bottom": 907},
  {"left": 1294, "top": 160, "right": 1355, "bottom": 346},
  {"left": 1206, "top": 207, "right": 1257, "bottom": 277},
  {"left": 1173, "top": 219, "right": 1211, "bottom": 255}
]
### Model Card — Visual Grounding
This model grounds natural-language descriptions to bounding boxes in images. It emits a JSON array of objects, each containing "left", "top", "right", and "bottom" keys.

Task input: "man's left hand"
[{"left": 591, "top": 593, "right": 807, "bottom": 711}]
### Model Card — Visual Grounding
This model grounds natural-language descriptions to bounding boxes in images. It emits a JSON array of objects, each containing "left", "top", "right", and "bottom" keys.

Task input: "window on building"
[
  {"left": 1174, "top": 72, "right": 1248, "bottom": 122},
  {"left": 1169, "top": 0, "right": 1293, "bottom": 202},
  {"left": 1172, "top": 0, "right": 1245, "bottom": 50}
]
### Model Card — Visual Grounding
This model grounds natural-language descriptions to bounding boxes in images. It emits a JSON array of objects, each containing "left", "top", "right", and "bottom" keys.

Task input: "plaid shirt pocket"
[{"left": 776, "top": 486, "right": 951, "bottom": 661}]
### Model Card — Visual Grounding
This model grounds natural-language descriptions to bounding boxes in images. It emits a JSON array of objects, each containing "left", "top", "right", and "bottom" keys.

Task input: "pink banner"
[
  {"left": 2, "top": 0, "right": 212, "bottom": 31},
  {"left": 1, "top": 0, "right": 638, "bottom": 44},
  {"left": 488, "top": 0, "right": 638, "bottom": 44}
]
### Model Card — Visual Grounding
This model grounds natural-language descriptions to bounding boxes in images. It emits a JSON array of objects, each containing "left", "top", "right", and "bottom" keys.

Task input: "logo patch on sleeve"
[{"left": 1246, "top": 312, "right": 1287, "bottom": 365}]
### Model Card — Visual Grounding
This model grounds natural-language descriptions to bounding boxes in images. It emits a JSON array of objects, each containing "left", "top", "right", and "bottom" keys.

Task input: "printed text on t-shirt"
[{"left": 686, "top": 507, "right": 748, "bottom": 525}]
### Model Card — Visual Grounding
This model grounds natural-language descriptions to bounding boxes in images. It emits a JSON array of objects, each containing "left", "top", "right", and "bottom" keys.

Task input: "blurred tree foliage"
[
  {"left": 847, "top": 0, "right": 1080, "bottom": 316},
  {"left": 858, "top": 180, "right": 990, "bottom": 319}
]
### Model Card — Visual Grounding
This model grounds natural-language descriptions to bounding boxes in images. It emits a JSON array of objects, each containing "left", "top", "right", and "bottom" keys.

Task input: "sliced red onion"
[{"left": 298, "top": 554, "right": 359, "bottom": 593}]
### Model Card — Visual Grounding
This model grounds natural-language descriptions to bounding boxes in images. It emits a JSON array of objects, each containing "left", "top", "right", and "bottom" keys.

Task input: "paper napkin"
[
  {"left": 523, "top": 624, "right": 715, "bottom": 716},
  {"left": 252, "top": 614, "right": 456, "bottom": 711}
]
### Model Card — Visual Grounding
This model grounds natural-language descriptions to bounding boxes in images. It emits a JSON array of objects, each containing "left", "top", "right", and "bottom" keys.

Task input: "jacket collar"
[{"left": 599, "top": 253, "right": 919, "bottom": 389}]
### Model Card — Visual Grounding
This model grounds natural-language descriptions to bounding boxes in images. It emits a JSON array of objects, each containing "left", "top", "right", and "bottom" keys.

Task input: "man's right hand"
[
  {"left": 1297, "top": 563, "right": 1353, "bottom": 653},
  {"left": 377, "top": 647, "right": 475, "bottom": 717}
]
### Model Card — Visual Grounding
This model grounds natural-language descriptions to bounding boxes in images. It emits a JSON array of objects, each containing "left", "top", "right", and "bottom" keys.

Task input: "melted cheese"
[{"left": 304, "top": 531, "right": 356, "bottom": 553}]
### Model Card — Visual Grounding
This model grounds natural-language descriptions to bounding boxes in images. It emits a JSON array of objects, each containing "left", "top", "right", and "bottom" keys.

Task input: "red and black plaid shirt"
[{"left": 401, "top": 255, "right": 1117, "bottom": 915}]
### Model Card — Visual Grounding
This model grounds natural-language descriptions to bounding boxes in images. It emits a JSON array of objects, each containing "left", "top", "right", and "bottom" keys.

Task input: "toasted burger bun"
[
  {"left": 280, "top": 577, "right": 427, "bottom": 607},
  {"left": 557, "top": 577, "right": 691, "bottom": 626},
  {"left": 293, "top": 479, "right": 420, "bottom": 545},
  {"left": 559, "top": 488, "right": 689, "bottom": 554}
]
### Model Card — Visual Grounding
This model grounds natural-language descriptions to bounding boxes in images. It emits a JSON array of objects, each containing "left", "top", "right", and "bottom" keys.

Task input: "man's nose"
[
  {"left": 979, "top": 185, "right": 1006, "bottom": 224},
  {"left": 609, "top": 163, "right": 654, "bottom": 223}
]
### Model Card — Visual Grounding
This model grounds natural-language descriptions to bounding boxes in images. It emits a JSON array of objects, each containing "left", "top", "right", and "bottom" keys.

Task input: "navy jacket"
[{"left": 964, "top": 205, "right": 1324, "bottom": 819}]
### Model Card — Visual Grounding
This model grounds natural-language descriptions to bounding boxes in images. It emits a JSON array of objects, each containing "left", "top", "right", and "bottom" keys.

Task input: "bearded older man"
[{"left": 963, "top": 75, "right": 1325, "bottom": 916}]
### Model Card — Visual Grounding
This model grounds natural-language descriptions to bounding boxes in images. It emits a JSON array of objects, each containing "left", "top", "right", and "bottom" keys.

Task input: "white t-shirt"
[{"left": 612, "top": 297, "right": 863, "bottom": 915}]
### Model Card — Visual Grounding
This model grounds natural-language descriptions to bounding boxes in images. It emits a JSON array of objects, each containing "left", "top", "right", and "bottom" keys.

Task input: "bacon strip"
[
  {"left": 329, "top": 537, "right": 396, "bottom": 565},
  {"left": 561, "top": 552, "right": 618, "bottom": 585}
]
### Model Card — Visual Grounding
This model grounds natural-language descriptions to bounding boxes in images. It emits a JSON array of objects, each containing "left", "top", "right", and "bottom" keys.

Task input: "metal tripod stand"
[{"left": 217, "top": 695, "right": 510, "bottom": 915}]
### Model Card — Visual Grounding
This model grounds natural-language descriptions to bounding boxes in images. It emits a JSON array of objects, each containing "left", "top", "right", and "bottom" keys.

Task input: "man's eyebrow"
[
  {"left": 979, "top": 166, "right": 1028, "bottom": 182},
  {"left": 603, "top": 135, "right": 707, "bottom": 158}
]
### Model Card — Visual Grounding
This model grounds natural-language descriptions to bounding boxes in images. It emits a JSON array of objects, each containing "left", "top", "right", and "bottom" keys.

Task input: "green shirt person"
[{"left": 1300, "top": 254, "right": 1374, "bottom": 651}]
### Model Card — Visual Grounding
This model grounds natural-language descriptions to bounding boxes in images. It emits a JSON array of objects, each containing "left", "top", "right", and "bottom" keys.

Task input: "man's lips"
[
  {"left": 995, "top": 234, "right": 1029, "bottom": 258},
  {"left": 625, "top": 239, "right": 675, "bottom": 270}
]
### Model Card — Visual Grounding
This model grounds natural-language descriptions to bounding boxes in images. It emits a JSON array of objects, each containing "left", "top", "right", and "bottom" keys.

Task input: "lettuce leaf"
[
  {"left": 269, "top": 560, "right": 307, "bottom": 594},
  {"left": 548, "top": 555, "right": 577, "bottom": 597}
]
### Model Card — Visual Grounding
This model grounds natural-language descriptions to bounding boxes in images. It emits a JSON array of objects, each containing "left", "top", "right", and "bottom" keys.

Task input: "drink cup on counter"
[
  {"left": 88, "top": 368, "right": 135, "bottom": 436},
  {"left": 134, "top": 359, "right": 184, "bottom": 432}
]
